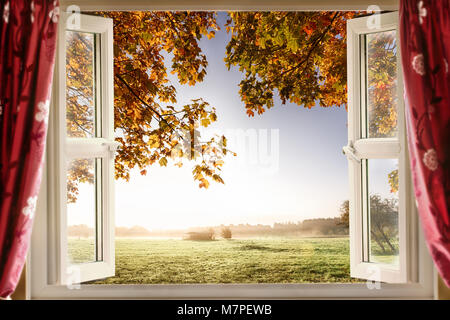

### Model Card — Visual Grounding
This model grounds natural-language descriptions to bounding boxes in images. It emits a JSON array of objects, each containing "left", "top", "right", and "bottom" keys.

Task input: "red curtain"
[
  {"left": 400, "top": 0, "right": 450, "bottom": 287},
  {"left": 0, "top": 0, "right": 59, "bottom": 298}
]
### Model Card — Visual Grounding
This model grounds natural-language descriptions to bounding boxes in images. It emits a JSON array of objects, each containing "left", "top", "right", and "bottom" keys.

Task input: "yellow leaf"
[{"left": 159, "top": 157, "right": 168, "bottom": 167}]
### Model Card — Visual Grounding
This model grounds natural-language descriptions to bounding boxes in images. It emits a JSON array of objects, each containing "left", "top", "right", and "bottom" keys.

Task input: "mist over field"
[{"left": 68, "top": 217, "right": 348, "bottom": 240}]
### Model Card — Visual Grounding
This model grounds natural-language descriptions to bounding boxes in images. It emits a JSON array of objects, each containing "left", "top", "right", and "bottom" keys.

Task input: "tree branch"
[
  {"left": 278, "top": 12, "right": 342, "bottom": 78},
  {"left": 115, "top": 73, "right": 184, "bottom": 139}
]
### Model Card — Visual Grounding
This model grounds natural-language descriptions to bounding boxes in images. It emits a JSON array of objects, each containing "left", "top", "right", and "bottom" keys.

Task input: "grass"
[
  {"left": 68, "top": 238, "right": 96, "bottom": 264},
  {"left": 370, "top": 239, "right": 399, "bottom": 266},
  {"left": 66, "top": 237, "right": 372, "bottom": 284}
]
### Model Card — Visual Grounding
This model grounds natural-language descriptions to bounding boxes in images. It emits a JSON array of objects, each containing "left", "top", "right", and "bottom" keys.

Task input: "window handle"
[
  {"left": 343, "top": 144, "right": 361, "bottom": 163},
  {"left": 102, "top": 140, "right": 121, "bottom": 152}
]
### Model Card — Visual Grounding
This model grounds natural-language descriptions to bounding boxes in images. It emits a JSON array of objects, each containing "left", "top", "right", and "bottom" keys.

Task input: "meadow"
[{"left": 67, "top": 237, "right": 375, "bottom": 284}]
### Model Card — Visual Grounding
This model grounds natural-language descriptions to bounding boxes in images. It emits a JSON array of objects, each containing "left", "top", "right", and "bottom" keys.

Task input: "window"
[
  {"left": 47, "top": 13, "right": 116, "bottom": 285},
  {"left": 344, "top": 12, "right": 416, "bottom": 283},
  {"left": 30, "top": 5, "right": 433, "bottom": 299}
]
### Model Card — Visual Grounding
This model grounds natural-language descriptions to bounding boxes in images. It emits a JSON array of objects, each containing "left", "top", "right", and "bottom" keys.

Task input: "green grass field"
[{"left": 68, "top": 237, "right": 376, "bottom": 284}]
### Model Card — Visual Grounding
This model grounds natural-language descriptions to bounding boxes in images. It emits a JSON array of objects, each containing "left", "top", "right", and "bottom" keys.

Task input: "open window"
[
  {"left": 48, "top": 12, "right": 116, "bottom": 285},
  {"left": 29, "top": 6, "right": 434, "bottom": 300},
  {"left": 345, "top": 12, "right": 416, "bottom": 283}
]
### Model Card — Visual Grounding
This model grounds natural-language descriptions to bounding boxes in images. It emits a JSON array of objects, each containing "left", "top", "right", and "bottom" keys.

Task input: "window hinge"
[{"left": 343, "top": 144, "right": 361, "bottom": 163}]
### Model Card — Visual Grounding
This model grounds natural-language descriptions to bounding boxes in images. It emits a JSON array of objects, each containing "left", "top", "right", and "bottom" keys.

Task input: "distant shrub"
[
  {"left": 184, "top": 229, "right": 215, "bottom": 241},
  {"left": 208, "top": 228, "right": 215, "bottom": 240},
  {"left": 221, "top": 227, "right": 232, "bottom": 239}
]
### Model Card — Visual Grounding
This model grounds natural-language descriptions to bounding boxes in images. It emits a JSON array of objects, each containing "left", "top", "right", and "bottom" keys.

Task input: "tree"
[
  {"left": 224, "top": 12, "right": 356, "bottom": 116},
  {"left": 369, "top": 194, "right": 398, "bottom": 254},
  {"left": 225, "top": 12, "right": 399, "bottom": 186},
  {"left": 208, "top": 227, "right": 216, "bottom": 240},
  {"left": 221, "top": 226, "right": 232, "bottom": 239},
  {"left": 66, "top": 12, "right": 399, "bottom": 202},
  {"left": 338, "top": 195, "right": 398, "bottom": 254},
  {"left": 338, "top": 200, "right": 349, "bottom": 228},
  {"left": 366, "top": 30, "right": 398, "bottom": 138},
  {"left": 224, "top": 12, "right": 397, "bottom": 131},
  {"left": 66, "top": 12, "right": 232, "bottom": 201}
]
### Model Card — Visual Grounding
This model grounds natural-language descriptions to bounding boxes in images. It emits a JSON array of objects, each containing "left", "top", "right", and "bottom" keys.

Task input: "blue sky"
[{"left": 69, "top": 12, "right": 357, "bottom": 231}]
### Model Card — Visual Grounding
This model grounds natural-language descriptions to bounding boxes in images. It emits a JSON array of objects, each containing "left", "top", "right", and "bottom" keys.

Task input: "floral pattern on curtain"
[
  {"left": 400, "top": 0, "right": 450, "bottom": 287},
  {"left": 0, "top": 0, "right": 59, "bottom": 299}
]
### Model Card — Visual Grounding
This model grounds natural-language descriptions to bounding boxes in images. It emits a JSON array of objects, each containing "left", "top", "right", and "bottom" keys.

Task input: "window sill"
[{"left": 29, "top": 282, "right": 433, "bottom": 300}]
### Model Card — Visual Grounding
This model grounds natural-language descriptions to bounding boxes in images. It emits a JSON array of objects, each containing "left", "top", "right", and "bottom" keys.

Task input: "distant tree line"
[
  {"left": 68, "top": 217, "right": 348, "bottom": 239},
  {"left": 68, "top": 224, "right": 95, "bottom": 238}
]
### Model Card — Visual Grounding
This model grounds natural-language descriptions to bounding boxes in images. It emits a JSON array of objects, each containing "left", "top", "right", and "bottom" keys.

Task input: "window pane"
[
  {"left": 66, "top": 31, "right": 99, "bottom": 138},
  {"left": 67, "top": 158, "right": 102, "bottom": 264},
  {"left": 366, "top": 159, "right": 399, "bottom": 267},
  {"left": 366, "top": 30, "right": 398, "bottom": 138}
]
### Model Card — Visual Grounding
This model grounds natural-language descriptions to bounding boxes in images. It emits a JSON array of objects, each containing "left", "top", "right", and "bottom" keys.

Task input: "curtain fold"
[
  {"left": 400, "top": 0, "right": 450, "bottom": 287},
  {"left": 0, "top": 0, "right": 59, "bottom": 298}
]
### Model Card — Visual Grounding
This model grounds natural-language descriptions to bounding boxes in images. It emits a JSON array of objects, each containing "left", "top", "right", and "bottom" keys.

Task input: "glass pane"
[
  {"left": 67, "top": 158, "right": 101, "bottom": 264},
  {"left": 366, "top": 31, "right": 398, "bottom": 138},
  {"left": 66, "top": 31, "right": 99, "bottom": 138},
  {"left": 367, "top": 159, "right": 399, "bottom": 266}
]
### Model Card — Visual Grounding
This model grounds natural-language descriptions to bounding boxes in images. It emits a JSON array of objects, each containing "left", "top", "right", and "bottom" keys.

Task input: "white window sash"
[
  {"left": 346, "top": 12, "right": 416, "bottom": 283},
  {"left": 48, "top": 12, "right": 115, "bottom": 285}
]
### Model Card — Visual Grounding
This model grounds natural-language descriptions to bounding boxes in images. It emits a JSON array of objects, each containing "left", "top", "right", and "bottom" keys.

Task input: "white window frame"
[
  {"left": 28, "top": 1, "right": 434, "bottom": 299},
  {"left": 43, "top": 12, "right": 116, "bottom": 286},
  {"left": 345, "top": 12, "right": 416, "bottom": 283}
]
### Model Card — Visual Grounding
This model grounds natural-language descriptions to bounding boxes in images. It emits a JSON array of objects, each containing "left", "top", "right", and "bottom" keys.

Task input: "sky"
[{"left": 69, "top": 12, "right": 360, "bottom": 231}]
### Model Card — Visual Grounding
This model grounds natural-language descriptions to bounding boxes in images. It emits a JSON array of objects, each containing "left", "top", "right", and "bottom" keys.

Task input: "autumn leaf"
[
  {"left": 212, "top": 174, "right": 224, "bottom": 184},
  {"left": 201, "top": 118, "right": 211, "bottom": 127},
  {"left": 388, "top": 169, "right": 399, "bottom": 194},
  {"left": 159, "top": 157, "right": 168, "bottom": 167},
  {"left": 199, "top": 178, "right": 210, "bottom": 188}
]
